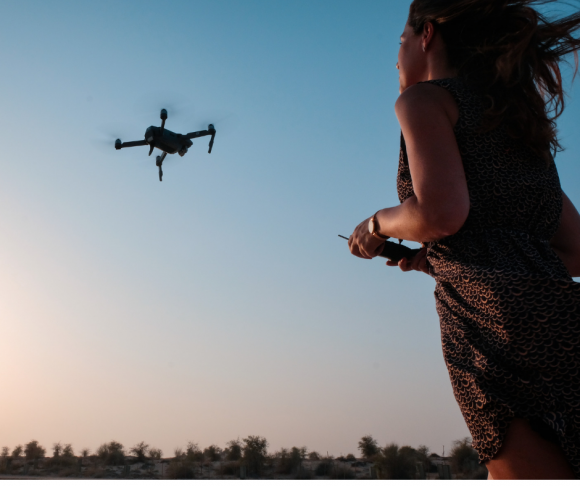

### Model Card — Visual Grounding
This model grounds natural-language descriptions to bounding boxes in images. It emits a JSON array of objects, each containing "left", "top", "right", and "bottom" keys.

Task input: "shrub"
[
  {"left": 375, "top": 444, "right": 417, "bottom": 480},
  {"left": 24, "top": 441, "right": 46, "bottom": 461},
  {"left": 203, "top": 445, "right": 222, "bottom": 462},
  {"left": 185, "top": 442, "right": 203, "bottom": 462},
  {"left": 11, "top": 445, "right": 23, "bottom": 459},
  {"left": 218, "top": 460, "right": 241, "bottom": 477},
  {"left": 450, "top": 437, "right": 485, "bottom": 479},
  {"left": 80, "top": 448, "right": 90, "bottom": 459},
  {"left": 224, "top": 440, "right": 242, "bottom": 461},
  {"left": 129, "top": 442, "right": 149, "bottom": 462},
  {"left": 1, "top": 447, "right": 9, "bottom": 459},
  {"left": 166, "top": 461, "right": 195, "bottom": 479},
  {"left": 62, "top": 444, "right": 74, "bottom": 458},
  {"left": 308, "top": 451, "right": 321, "bottom": 461},
  {"left": 345, "top": 453, "right": 356, "bottom": 462},
  {"left": 96, "top": 440, "right": 125, "bottom": 465},
  {"left": 149, "top": 448, "right": 162, "bottom": 460},
  {"left": 52, "top": 443, "right": 62, "bottom": 458},
  {"left": 358, "top": 435, "right": 379, "bottom": 460},
  {"left": 242, "top": 436, "right": 268, "bottom": 477},
  {"left": 315, "top": 459, "right": 333, "bottom": 476},
  {"left": 82, "top": 465, "right": 104, "bottom": 478},
  {"left": 330, "top": 463, "right": 355, "bottom": 479}
]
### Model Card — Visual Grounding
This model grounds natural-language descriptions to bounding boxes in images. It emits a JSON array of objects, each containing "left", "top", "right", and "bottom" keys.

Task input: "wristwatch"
[{"left": 368, "top": 211, "right": 389, "bottom": 240}]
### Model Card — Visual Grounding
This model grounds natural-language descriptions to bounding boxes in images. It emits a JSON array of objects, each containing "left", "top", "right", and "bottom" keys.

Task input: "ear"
[{"left": 422, "top": 21, "right": 436, "bottom": 51}]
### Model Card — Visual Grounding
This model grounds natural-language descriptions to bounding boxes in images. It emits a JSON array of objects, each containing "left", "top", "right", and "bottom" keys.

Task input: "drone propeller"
[{"left": 160, "top": 108, "right": 167, "bottom": 136}]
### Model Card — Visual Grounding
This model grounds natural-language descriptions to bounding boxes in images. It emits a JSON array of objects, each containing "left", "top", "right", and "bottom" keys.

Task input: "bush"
[
  {"left": 129, "top": 442, "right": 149, "bottom": 462},
  {"left": 80, "top": 448, "right": 90, "bottom": 459},
  {"left": 149, "top": 448, "right": 162, "bottom": 460},
  {"left": 62, "top": 444, "right": 74, "bottom": 458},
  {"left": 375, "top": 444, "right": 417, "bottom": 480},
  {"left": 315, "top": 459, "right": 333, "bottom": 476},
  {"left": 96, "top": 441, "right": 125, "bottom": 465},
  {"left": 203, "top": 445, "right": 222, "bottom": 462},
  {"left": 82, "top": 465, "right": 104, "bottom": 478},
  {"left": 52, "top": 443, "right": 62, "bottom": 458},
  {"left": 185, "top": 442, "right": 203, "bottom": 462},
  {"left": 450, "top": 438, "right": 486, "bottom": 479},
  {"left": 218, "top": 460, "right": 241, "bottom": 477},
  {"left": 24, "top": 441, "right": 46, "bottom": 461},
  {"left": 11, "top": 445, "right": 23, "bottom": 459},
  {"left": 242, "top": 436, "right": 268, "bottom": 477},
  {"left": 166, "top": 461, "right": 196, "bottom": 479},
  {"left": 358, "top": 435, "right": 379, "bottom": 460},
  {"left": 224, "top": 440, "right": 242, "bottom": 461},
  {"left": 308, "top": 451, "right": 321, "bottom": 461},
  {"left": 330, "top": 463, "right": 355, "bottom": 479}
]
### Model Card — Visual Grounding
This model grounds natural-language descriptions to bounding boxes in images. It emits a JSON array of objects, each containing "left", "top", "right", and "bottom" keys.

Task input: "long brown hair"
[{"left": 408, "top": 0, "right": 580, "bottom": 160}]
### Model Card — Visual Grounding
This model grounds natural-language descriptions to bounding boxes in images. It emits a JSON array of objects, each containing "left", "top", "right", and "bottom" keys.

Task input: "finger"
[
  {"left": 386, "top": 259, "right": 398, "bottom": 266},
  {"left": 398, "top": 257, "right": 412, "bottom": 272}
]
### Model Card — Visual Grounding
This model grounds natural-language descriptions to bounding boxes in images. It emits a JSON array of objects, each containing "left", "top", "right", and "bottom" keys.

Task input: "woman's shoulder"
[{"left": 395, "top": 80, "right": 459, "bottom": 127}]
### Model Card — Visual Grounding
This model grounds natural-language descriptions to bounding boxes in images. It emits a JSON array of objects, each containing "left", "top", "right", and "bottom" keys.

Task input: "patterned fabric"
[{"left": 397, "top": 77, "right": 580, "bottom": 476}]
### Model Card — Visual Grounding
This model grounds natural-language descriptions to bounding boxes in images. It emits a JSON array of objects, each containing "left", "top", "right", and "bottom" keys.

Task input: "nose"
[{"left": 396, "top": 62, "right": 399, "bottom": 70}]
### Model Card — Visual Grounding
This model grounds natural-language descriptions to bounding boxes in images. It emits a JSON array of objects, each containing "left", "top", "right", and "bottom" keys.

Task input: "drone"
[{"left": 115, "top": 108, "right": 216, "bottom": 181}]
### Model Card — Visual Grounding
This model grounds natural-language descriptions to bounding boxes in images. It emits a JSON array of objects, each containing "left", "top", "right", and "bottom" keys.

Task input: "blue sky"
[{"left": 1, "top": 0, "right": 579, "bottom": 457}]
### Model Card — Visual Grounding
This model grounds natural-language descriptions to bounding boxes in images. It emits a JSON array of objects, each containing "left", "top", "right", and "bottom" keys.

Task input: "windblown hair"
[{"left": 408, "top": 0, "right": 580, "bottom": 161}]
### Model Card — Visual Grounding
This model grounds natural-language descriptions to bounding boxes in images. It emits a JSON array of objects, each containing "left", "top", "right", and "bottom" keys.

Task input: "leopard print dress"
[{"left": 397, "top": 77, "right": 580, "bottom": 476}]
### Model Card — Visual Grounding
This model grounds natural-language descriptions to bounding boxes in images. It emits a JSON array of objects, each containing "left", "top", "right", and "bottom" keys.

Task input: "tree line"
[{"left": 0, "top": 435, "right": 487, "bottom": 479}]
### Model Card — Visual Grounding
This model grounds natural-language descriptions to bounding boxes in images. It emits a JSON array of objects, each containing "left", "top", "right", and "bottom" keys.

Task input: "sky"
[{"left": 1, "top": 0, "right": 580, "bottom": 459}]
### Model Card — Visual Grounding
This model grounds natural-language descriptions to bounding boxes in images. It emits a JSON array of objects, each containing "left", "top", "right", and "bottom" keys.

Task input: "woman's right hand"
[{"left": 386, "top": 246, "right": 429, "bottom": 275}]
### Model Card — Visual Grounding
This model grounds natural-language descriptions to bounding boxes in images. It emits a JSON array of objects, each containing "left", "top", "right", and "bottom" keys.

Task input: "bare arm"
[
  {"left": 551, "top": 192, "right": 580, "bottom": 277},
  {"left": 349, "top": 83, "right": 470, "bottom": 259}
]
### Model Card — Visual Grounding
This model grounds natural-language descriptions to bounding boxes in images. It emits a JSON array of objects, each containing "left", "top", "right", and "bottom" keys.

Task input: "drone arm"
[
  {"left": 185, "top": 130, "right": 210, "bottom": 139},
  {"left": 116, "top": 139, "right": 148, "bottom": 150},
  {"left": 186, "top": 125, "right": 216, "bottom": 153}
]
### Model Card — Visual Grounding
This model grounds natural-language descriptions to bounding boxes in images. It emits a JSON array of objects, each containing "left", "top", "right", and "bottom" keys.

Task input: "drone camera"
[
  {"left": 115, "top": 139, "right": 122, "bottom": 150},
  {"left": 160, "top": 109, "right": 168, "bottom": 120}
]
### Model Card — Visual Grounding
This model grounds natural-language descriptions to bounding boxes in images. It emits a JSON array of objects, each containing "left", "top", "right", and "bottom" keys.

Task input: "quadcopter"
[{"left": 115, "top": 108, "right": 216, "bottom": 181}]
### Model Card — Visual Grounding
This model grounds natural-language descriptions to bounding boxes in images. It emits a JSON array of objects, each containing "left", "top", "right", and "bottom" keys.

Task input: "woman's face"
[{"left": 397, "top": 23, "right": 426, "bottom": 93}]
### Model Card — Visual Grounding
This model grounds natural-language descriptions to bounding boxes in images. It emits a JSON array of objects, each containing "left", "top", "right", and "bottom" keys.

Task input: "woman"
[{"left": 348, "top": 0, "right": 580, "bottom": 479}]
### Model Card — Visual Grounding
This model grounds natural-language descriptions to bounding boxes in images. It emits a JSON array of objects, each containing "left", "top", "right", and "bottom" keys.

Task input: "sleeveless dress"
[{"left": 397, "top": 78, "right": 580, "bottom": 476}]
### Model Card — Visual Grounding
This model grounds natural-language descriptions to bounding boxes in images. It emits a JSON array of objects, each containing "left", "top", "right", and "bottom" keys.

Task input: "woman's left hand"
[{"left": 349, "top": 217, "right": 387, "bottom": 259}]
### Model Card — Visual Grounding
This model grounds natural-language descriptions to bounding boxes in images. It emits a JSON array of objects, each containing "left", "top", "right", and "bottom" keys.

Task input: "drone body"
[{"left": 115, "top": 108, "right": 216, "bottom": 181}]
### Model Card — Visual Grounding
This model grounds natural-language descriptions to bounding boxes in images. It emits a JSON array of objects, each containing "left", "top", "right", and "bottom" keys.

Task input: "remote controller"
[{"left": 339, "top": 235, "right": 421, "bottom": 263}]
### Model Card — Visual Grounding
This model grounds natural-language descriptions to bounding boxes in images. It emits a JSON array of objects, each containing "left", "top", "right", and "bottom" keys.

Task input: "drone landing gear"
[{"left": 156, "top": 152, "right": 167, "bottom": 182}]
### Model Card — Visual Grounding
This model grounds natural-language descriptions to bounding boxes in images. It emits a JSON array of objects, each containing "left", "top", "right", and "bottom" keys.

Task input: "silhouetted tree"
[
  {"left": 11, "top": 445, "right": 23, "bottom": 459},
  {"left": 149, "top": 448, "right": 162, "bottom": 460},
  {"left": 376, "top": 443, "right": 417, "bottom": 479},
  {"left": 242, "top": 436, "right": 268, "bottom": 477},
  {"left": 62, "top": 444, "right": 74, "bottom": 458},
  {"left": 224, "top": 439, "right": 242, "bottom": 461},
  {"left": 308, "top": 451, "right": 321, "bottom": 461},
  {"left": 96, "top": 440, "right": 125, "bottom": 465},
  {"left": 24, "top": 441, "right": 46, "bottom": 461},
  {"left": 185, "top": 442, "right": 203, "bottom": 462},
  {"left": 358, "top": 435, "right": 379, "bottom": 459},
  {"left": 203, "top": 445, "right": 222, "bottom": 462},
  {"left": 52, "top": 443, "right": 62, "bottom": 458},
  {"left": 130, "top": 441, "right": 150, "bottom": 462},
  {"left": 450, "top": 437, "right": 482, "bottom": 479}
]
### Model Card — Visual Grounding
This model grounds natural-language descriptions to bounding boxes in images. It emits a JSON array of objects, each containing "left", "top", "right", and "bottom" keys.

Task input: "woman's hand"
[
  {"left": 348, "top": 217, "right": 386, "bottom": 259},
  {"left": 386, "top": 246, "right": 429, "bottom": 274}
]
